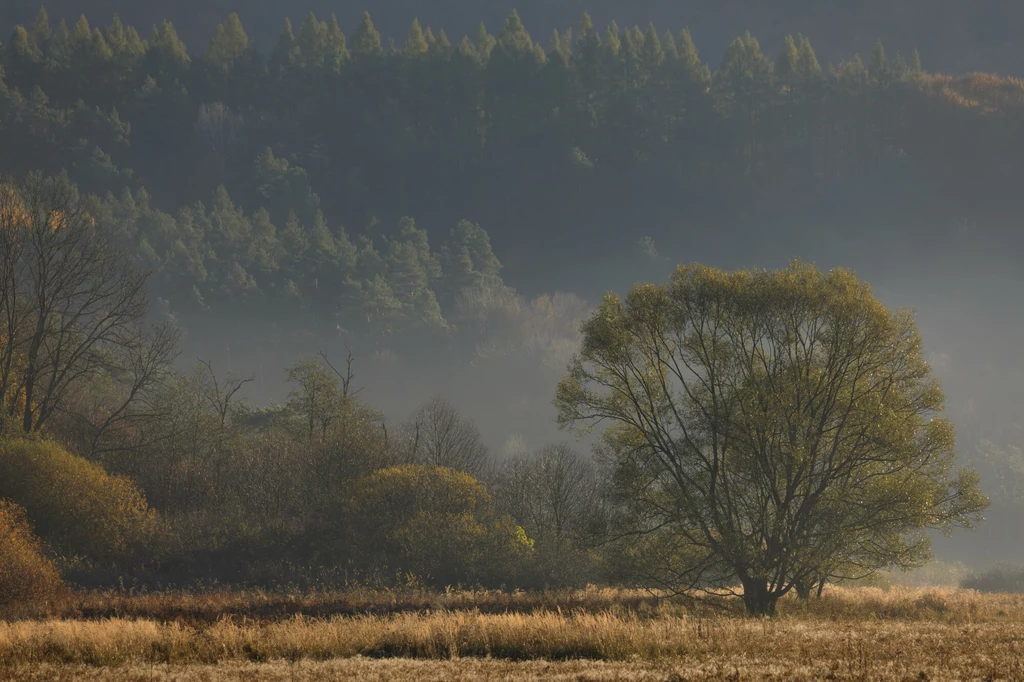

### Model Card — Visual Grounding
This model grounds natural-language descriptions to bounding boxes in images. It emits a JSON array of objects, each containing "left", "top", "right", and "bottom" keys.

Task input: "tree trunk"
[
  {"left": 741, "top": 577, "right": 778, "bottom": 617},
  {"left": 816, "top": 578, "right": 826, "bottom": 599}
]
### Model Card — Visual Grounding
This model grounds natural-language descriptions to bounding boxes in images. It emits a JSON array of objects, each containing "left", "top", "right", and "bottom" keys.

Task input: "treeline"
[
  {"left": 1, "top": 382, "right": 607, "bottom": 593},
  {"left": 0, "top": 347, "right": 608, "bottom": 592},
  {"left": 0, "top": 173, "right": 604, "bottom": 596},
  {"left": 5, "top": 0, "right": 1023, "bottom": 75},
  {"left": 3, "top": 6, "right": 1024, "bottom": 318},
  {"left": 99, "top": 184, "right": 511, "bottom": 345}
]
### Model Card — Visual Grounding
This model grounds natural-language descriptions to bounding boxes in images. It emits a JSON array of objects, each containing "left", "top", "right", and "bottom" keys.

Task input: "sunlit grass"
[{"left": 1, "top": 586, "right": 1023, "bottom": 679}]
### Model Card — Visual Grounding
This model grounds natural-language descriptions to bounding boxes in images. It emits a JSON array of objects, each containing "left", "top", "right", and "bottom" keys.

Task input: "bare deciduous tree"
[
  {"left": 196, "top": 102, "right": 242, "bottom": 158},
  {"left": 71, "top": 321, "right": 182, "bottom": 458},
  {"left": 493, "top": 442, "right": 605, "bottom": 583},
  {"left": 497, "top": 444, "right": 600, "bottom": 548},
  {"left": 0, "top": 173, "right": 160, "bottom": 434},
  {"left": 398, "top": 396, "right": 489, "bottom": 476}
]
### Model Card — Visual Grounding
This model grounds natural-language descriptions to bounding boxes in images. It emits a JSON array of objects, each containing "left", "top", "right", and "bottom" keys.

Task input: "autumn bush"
[
  {"left": 346, "top": 465, "right": 534, "bottom": 588},
  {"left": 0, "top": 500, "right": 65, "bottom": 609},
  {"left": 0, "top": 439, "right": 161, "bottom": 564}
]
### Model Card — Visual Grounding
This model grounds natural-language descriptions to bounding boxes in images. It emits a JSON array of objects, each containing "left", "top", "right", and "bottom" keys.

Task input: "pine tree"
[
  {"left": 431, "top": 29, "right": 453, "bottom": 60},
  {"left": 325, "top": 14, "right": 349, "bottom": 70},
  {"left": 560, "top": 29, "right": 573, "bottom": 57},
  {"left": 72, "top": 15, "right": 91, "bottom": 52},
  {"left": 146, "top": 20, "right": 191, "bottom": 75},
  {"left": 892, "top": 51, "right": 908, "bottom": 79},
  {"left": 795, "top": 34, "right": 821, "bottom": 79},
  {"left": 868, "top": 40, "right": 889, "bottom": 84},
  {"left": 309, "top": 210, "right": 337, "bottom": 268},
  {"left": 298, "top": 11, "right": 327, "bottom": 68},
  {"left": 662, "top": 30, "right": 679, "bottom": 62},
  {"left": 776, "top": 35, "right": 799, "bottom": 84},
  {"left": 270, "top": 18, "right": 299, "bottom": 71},
  {"left": 548, "top": 28, "right": 569, "bottom": 66},
  {"left": 575, "top": 12, "right": 600, "bottom": 67},
  {"left": 280, "top": 211, "right": 310, "bottom": 263},
  {"left": 88, "top": 28, "right": 113, "bottom": 63},
  {"left": 718, "top": 32, "right": 772, "bottom": 90},
  {"left": 404, "top": 18, "right": 429, "bottom": 59},
  {"left": 497, "top": 10, "right": 534, "bottom": 57},
  {"left": 457, "top": 35, "right": 476, "bottom": 61},
  {"left": 474, "top": 22, "right": 496, "bottom": 64},
  {"left": 909, "top": 48, "right": 923, "bottom": 76},
  {"left": 531, "top": 42, "right": 547, "bottom": 66},
  {"left": 8, "top": 25, "right": 37, "bottom": 62},
  {"left": 384, "top": 217, "right": 445, "bottom": 329},
  {"left": 602, "top": 21, "right": 622, "bottom": 59},
  {"left": 677, "top": 28, "right": 707, "bottom": 84},
  {"left": 105, "top": 15, "right": 127, "bottom": 56},
  {"left": 210, "top": 185, "right": 252, "bottom": 253},
  {"left": 334, "top": 223, "right": 358, "bottom": 272},
  {"left": 441, "top": 219, "right": 503, "bottom": 299},
  {"left": 49, "top": 20, "right": 71, "bottom": 65},
  {"left": 351, "top": 12, "right": 382, "bottom": 58},
  {"left": 641, "top": 23, "right": 664, "bottom": 73},
  {"left": 840, "top": 53, "right": 868, "bottom": 88},
  {"left": 621, "top": 25, "right": 641, "bottom": 65},
  {"left": 29, "top": 85, "right": 49, "bottom": 111},
  {"left": 124, "top": 25, "right": 143, "bottom": 56},
  {"left": 207, "top": 12, "right": 249, "bottom": 72},
  {"left": 249, "top": 208, "right": 281, "bottom": 272},
  {"left": 717, "top": 32, "right": 773, "bottom": 160},
  {"left": 30, "top": 7, "right": 51, "bottom": 52}
]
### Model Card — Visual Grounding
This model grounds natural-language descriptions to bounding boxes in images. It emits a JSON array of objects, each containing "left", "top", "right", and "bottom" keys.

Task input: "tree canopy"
[{"left": 556, "top": 261, "right": 987, "bottom": 615}]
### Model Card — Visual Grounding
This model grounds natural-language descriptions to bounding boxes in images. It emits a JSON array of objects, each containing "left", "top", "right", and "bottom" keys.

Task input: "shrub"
[
  {"left": 0, "top": 500, "right": 65, "bottom": 608},
  {"left": 346, "top": 465, "right": 533, "bottom": 587},
  {"left": 0, "top": 439, "right": 160, "bottom": 563},
  {"left": 962, "top": 564, "right": 1024, "bottom": 593}
]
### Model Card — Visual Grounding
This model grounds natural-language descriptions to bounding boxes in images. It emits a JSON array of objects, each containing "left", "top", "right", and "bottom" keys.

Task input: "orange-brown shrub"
[
  {"left": 0, "top": 500, "right": 64, "bottom": 608},
  {"left": 924, "top": 73, "right": 1024, "bottom": 113},
  {"left": 0, "top": 439, "right": 160, "bottom": 563}
]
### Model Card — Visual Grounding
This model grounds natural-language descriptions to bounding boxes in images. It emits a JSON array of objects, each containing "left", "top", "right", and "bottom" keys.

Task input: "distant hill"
[{"left": 3, "top": 0, "right": 1024, "bottom": 75}]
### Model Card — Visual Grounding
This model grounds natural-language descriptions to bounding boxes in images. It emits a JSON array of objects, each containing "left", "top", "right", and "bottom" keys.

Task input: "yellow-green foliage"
[
  {"left": 0, "top": 439, "right": 159, "bottom": 563},
  {"left": 556, "top": 261, "right": 986, "bottom": 614},
  {"left": 348, "top": 465, "right": 533, "bottom": 586},
  {"left": 0, "top": 500, "right": 64, "bottom": 608}
]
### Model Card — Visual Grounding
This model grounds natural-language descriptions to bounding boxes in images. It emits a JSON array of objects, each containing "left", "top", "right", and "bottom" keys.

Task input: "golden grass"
[
  {"left": 25, "top": 585, "right": 676, "bottom": 624},
  {"left": 26, "top": 583, "right": 1024, "bottom": 624},
  {"left": 1, "top": 587, "right": 1023, "bottom": 679}
]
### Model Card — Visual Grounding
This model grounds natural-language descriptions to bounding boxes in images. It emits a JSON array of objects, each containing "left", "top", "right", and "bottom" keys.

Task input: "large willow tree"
[{"left": 556, "top": 261, "right": 986, "bottom": 615}]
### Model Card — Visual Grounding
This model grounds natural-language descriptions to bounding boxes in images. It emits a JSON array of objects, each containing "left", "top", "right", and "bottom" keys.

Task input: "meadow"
[{"left": 1, "top": 586, "right": 1022, "bottom": 680}]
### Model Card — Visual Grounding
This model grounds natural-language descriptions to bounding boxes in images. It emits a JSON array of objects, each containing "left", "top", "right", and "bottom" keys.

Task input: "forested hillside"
[
  {"left": 3, "top": 6, "right": 1023, "bottom": 331},
  {"left": 4, "top": 0, "right": 1024, "bottom": 75}
]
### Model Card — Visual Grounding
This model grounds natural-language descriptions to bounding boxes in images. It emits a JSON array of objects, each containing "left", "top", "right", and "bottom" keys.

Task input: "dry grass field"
[{"left": 1, "top": 586, "right": 1022, "bottom": 680}]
